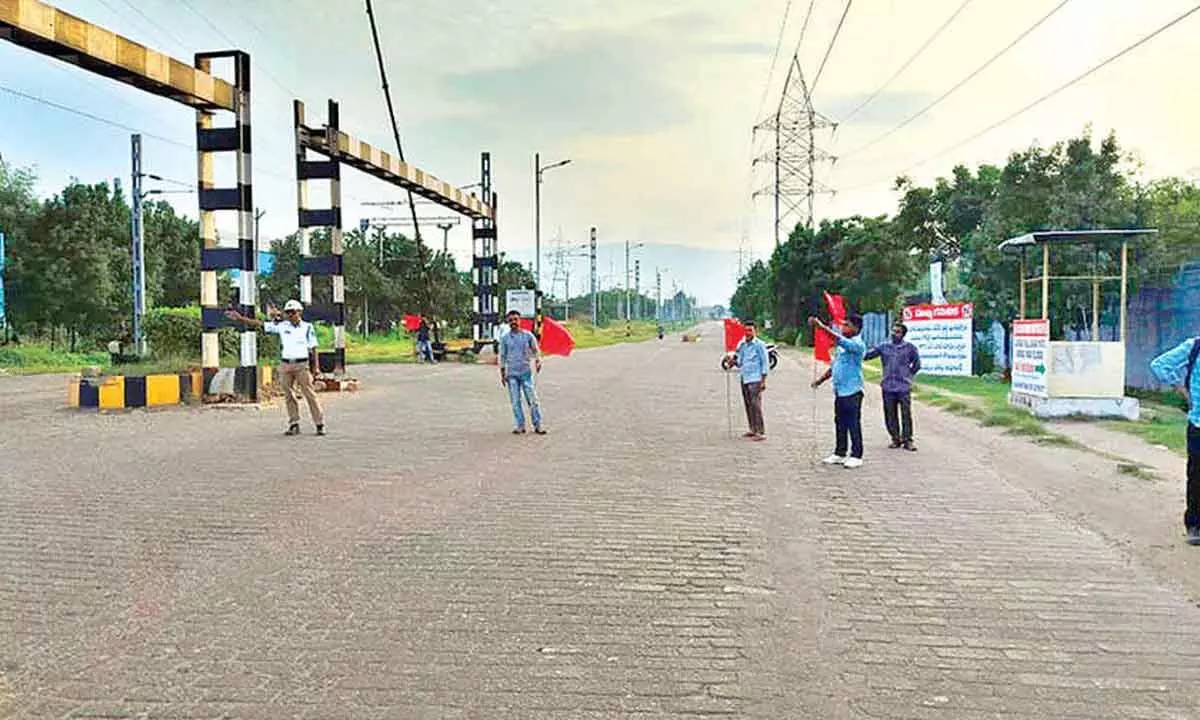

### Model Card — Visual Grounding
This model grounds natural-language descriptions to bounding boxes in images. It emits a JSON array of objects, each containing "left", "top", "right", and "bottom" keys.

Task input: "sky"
[{"left": 2, "top": 0, "right": 1199, "bottom": 306}]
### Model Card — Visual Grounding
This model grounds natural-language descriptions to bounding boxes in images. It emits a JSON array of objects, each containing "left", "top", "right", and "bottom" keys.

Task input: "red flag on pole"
[
  {"left": 814, "top": 292, "right": 846, "bottom": 363},
  {"left": 402, "top": 314, "right": 422, "bottom": 332},
  {"left": 723, "top": 318, "right": 746, "bottom": 352},
  {"left": 517, "top": 317, "right": 575, "bottom": 357}
]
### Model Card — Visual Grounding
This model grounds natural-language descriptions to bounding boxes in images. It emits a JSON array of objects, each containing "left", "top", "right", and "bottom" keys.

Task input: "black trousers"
[
  {"left": 834, "top": 392, "right": 864, "bottom": 459},
  {"left": 741, "top": 381, "right": 765, "bottom": 435},
  {"left": 883, "top": 390, "right": 914, "bottom": 443},
  {"left": 1186, "top": 423, "right": 1200, "bottom": 528}
]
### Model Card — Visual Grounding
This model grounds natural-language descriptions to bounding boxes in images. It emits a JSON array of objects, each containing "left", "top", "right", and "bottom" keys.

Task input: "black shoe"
[
  {"left": 316, "top": 425, "right": 326, "bottom": 436},
  {"left": 513, "top": 428, "right": 526, "bottom": 435},
  {"left": 902, "top": 441, "right": 917, "bottom": 452},
  {"left": 1187, "top": 527, "right": 1200, "bottom": 546},
  {"left": 284, "top": 424, "right": 300, "bottom": 436},
  {"left": 534, "top": 427, "right": 547, "bottom": 435},
  {"left": 888, "top": 438, "right": 902, "bottom": 449}
]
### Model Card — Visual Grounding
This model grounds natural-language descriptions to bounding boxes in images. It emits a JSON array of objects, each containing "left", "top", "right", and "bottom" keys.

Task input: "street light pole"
[
  {"left": 130, "top": 134, "right": 146, "bottom": 356},
  {"left": 534, "top": 154, "right": 571, "bottom": 292}
]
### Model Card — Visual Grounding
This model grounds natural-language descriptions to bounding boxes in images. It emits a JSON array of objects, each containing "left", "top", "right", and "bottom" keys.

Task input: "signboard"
[
  {"left": 505, "top": 289, "right": 536, "bottom": 318},
  {"left": 929, "top": 261, "right": 946, "bottom": 305},
  {"left": 1011, "top": 318, "right": 1049, "bottom": 398},
  {"left": 901, "top": 302, "right": 974, "bottom": 376}
]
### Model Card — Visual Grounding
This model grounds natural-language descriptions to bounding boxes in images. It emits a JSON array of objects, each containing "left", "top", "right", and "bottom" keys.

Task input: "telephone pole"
[
  {"left": 634, "top": 259, "right": 641, "bottom": 320},
  {"left": 753, "top": 54, "right": 836, "bottom": 245},
  {"left": 589, "top": 227, "right": 598, "bottom": 328},
  {"left": 130, "top": 134, "right": 146, "bottom": 356}
]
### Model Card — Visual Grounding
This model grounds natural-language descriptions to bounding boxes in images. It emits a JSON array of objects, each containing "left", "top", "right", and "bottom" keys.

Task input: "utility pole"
[
  {"left": 634, "top": 259, "right": 641, "bottom": 320},
  {"left": 589, "top": 227, "right": 598, "bottom": 328},
  {"left": 0, "top": 231, "right": 6, "bottom": 343},
  {"left": 130, "top": 134, "right": 146, "bottom": 356},
  {"left": 535, "top": 153, "right": 571, "bottom": 292},
  {"left": 436, "top": 222, "right": 454, "bottom": 254},
  {"left": 656, "top": 268, "right": 663, "bottom": 323}
]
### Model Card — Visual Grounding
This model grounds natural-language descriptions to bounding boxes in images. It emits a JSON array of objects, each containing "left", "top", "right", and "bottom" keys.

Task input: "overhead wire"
[
  {"left": 838, "top": 0, "right": 1073, "bottom": 161},
  {"left": 810, "top": 0, "right": 853, "bottom": 96},
  {"left": 838, "top": 0, "right": 975, "bottom": 124},
  {"left": 838, "top": 2, "right": 1200, "bottom": 193}
]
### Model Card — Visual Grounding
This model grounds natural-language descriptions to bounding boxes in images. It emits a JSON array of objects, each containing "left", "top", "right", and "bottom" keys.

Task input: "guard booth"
[{"left": 1000, "top": 229, "right": 1157, "bottom": 421}]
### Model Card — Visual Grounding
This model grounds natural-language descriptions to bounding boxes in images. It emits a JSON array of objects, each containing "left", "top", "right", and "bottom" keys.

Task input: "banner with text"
[
  {"left": 901, "top": 303, "right": 974, "bottom": 376},
  {"left": 1011, "top": 319, "right": 1050, "bottom": 398}
]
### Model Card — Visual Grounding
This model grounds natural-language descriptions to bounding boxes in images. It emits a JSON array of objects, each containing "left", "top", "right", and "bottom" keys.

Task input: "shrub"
[{"left": 144, "top": 306, "right": 280, "bottom": 362}]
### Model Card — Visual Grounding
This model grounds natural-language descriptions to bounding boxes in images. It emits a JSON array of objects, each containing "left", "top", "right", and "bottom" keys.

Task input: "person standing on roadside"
[
  {"left": 1150, "top": 335, "right": 1200, "bottom": 545},
  {"left": 723, "top": 319, "right": 769, "bottom": 440},
  {"left": 499, "top": 309, "right": 546, "bottom": 435},
  {"left": 226, "top": 299, "right": 326, "bottom": 437},
  {"left": 416, "top": 315, "right": 436, "bottom": 364},
  {"left": 809, "top": 313, "right": 866, "bottom": 469},
  {"left": 865, "top": 321, "right": 921, "bottom": 451}
]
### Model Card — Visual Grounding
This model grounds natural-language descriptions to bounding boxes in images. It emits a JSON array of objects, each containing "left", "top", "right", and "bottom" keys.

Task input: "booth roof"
[{"left": 998, "top": 229, "right": 1158, "bottom": 252}]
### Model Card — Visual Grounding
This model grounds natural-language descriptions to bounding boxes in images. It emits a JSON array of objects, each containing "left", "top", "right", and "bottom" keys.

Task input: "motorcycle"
[{"left": 720, "top": 343, "right": 779, "bottom": 371}]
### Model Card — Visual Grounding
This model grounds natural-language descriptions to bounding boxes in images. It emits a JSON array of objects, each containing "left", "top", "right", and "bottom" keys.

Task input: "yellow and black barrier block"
[{"left": 68, "top": 367, "right": 273, "bottom": 410}]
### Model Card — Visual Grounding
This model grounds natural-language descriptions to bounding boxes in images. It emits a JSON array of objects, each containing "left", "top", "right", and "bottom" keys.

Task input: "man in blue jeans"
[
  {"left": 1150, "top": 335, "right": 1200, "bottom": 544},
  {"left": 809, "top": 313, "right": 867, "bottom": 469},
  {"left": 499, "top": 309, "right": 546, "bottom": 435}
]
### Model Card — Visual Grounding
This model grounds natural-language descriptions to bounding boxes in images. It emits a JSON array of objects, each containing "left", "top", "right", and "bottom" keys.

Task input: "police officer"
[{"left": 226, "top": 300, "right": 326, "bottom": 436}]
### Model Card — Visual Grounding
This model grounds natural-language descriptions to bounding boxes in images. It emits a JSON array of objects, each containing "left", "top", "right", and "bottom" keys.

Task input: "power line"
[
  {"left": 108, "top": 0, "right": 192, "bottom": 54},
  {"left": 795, "top": 0, "right": 819, "bottom": 60},
  {"left": 839, "top": 0, "right": 975, "bottom": 123},
  {"left": 810, "top": 0, "right": 853, "bottom": 96},
  {"left": 0, "top": 82, "right": 192, "bottom": 149},
  {"left": 177, "top": 0, "right": 303, "bottom": 100},
  {"left": 839, "top": 0, "right": 1073, "bottom": 161},
  {"left": 754, "top": 0, "right": 796, "bottom": 122},
  {"left": 840, "top": 3, "right": 1200, "bottom": 192}
]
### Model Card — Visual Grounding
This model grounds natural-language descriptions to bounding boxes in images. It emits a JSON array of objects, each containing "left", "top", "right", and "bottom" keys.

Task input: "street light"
[
  {"left": 534, "top": 153, "right": 571, "bottom": 290},
  {"left": 625, "top": 240, "right": 645, "bottom": 332}
]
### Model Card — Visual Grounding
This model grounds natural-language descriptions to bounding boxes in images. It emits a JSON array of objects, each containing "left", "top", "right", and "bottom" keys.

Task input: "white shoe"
[
  {"left": 823, "top": 454, "right": 846, "bottom": 465},
  {"left": 843, "top": 457, "right": 863, "bottom": 469}
]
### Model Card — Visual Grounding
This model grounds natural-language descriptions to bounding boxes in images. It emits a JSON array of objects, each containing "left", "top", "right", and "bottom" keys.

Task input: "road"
[{"left": 3, "top": 322, "right": 1200, "bottom": 718}]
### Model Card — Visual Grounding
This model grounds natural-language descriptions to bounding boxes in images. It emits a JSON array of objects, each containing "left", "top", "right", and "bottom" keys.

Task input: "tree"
[{"left": 729, "top": 260, "right": 772, "bottom": 324}]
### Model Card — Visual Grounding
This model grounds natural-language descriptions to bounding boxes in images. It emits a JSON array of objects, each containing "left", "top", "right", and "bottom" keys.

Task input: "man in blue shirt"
[
  {"left": 1150, "top": 336, "right": 1200, "bottom": 544},
  {"left": 499, "top": 309, "right": 545, "bottom": 435},
  {"left": 810, "top": 313, "right": 867, "bottom": 469},
  {"left": 723, "top": 319, "right": 770, "bottom": 440},
  {"left": 865, "top": 321, "right": 922, "bottom": 451}
]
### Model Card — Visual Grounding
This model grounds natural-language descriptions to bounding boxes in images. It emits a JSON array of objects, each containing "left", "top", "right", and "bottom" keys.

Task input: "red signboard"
[{"left": 902, "top": 302, "right": 974, "bottom": 322}]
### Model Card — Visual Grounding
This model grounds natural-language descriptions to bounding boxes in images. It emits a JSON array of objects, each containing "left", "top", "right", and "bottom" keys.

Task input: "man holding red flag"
[
  {"left": 810, "top": 312, "right": 867, "bottom": 469},
  {"left": 722, "top": 319, "right": 770, "bottom": 440}
]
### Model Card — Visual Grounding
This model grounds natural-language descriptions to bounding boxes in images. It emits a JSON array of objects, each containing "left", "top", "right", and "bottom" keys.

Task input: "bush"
[
  {"left": 773, "top": 325, "right": 800, "bottom": 346},
  {"left": 143, "top": 306, "right": 280, "bottom": 362},
  {"left": 973, "top": 334, "right": 996, "bottom": 376}
]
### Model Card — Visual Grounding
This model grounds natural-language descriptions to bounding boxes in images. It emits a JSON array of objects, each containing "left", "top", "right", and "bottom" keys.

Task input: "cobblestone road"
[{"left": 3, "top": 324, "right": 1200, "bottom": 718}]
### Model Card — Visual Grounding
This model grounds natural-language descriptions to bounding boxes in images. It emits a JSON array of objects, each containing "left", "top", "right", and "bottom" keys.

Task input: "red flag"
[
  {"left": 402, "top": 314, "right": 422, "bottom": 332},
  {"left": 814, "top": 292, "right": 846, "bottom": 363},
  {"left": 723, "top": 318, "right": 746, "bottom": 352},
  {"left": 517, "top": 317, "right": 576, "bottom": 357}
]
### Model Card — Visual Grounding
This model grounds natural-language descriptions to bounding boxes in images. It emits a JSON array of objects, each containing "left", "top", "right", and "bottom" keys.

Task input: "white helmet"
[{"left": 283, "top": 299, "right": 304, "bottom": 312}]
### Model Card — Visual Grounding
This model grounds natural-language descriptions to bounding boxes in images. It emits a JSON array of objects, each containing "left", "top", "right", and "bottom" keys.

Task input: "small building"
[{"left": 998, "top": 229, "right": 1157, "bottom": 421}]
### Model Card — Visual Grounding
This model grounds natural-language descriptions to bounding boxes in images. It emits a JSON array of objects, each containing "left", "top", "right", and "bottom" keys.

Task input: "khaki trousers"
[{"left": 280, "top": 362, "right": 324, "bottom": 425}]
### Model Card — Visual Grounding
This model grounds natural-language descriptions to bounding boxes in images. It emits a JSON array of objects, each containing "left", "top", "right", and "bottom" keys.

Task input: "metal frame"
[
  {"left": 1, "top": 0, "right": 257, "bottom": 401},
  {"left": 294, "top": 99, "right": 496, "bottom": 362},
  {"left": 1000, "top": 229, "right": 1157, "bottom": 343},
  {"left": 472, "top": 153, "right": 500, "bottom": 350}
]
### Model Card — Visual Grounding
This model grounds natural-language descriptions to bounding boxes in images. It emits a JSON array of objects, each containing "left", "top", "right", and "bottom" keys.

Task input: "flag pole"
[{"left": 726, "top": 368, "right": 733, "bottom": 439}]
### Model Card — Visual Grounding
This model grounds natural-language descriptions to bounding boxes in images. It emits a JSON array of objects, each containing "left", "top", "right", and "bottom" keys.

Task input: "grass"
[
  {"left": 560, "top": 320, "right": 689, "bottom": 350},
  {"left": 0, "top": 320, "right": 690, "bottom": 376},
  {"left": 1116, "top": 462, "right": 1158, "bottom": 481}
]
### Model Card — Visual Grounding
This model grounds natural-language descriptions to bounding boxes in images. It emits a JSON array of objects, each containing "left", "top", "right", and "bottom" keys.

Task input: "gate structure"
[
  {"left": 293, "top": 99, "right": 496, "bottom": 372},
  {"left": 1, "top": 0, "right": 263, "bottom": 404}
]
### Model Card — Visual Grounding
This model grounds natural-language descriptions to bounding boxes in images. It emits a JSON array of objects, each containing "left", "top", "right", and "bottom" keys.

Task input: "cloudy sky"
[{"left": 2, "top": 0, "right": 1198, "bottom": 305}]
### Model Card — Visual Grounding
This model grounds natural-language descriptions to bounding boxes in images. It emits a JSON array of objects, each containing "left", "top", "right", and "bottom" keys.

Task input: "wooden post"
[
  {"left": 1091, "top": 243, "right": 1100, "bottom": 341},
  {"left": 1019, "top": 255, "right": 1027, "bottom": 319},
  {"left": 1041, "top": 242, "right": 1050, "bottom": 321},
  {"left": 1119, "top": 240, "right": 1128, "bottom": 343}
]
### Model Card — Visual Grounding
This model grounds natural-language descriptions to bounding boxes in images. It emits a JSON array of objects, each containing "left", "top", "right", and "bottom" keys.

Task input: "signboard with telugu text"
[
  {"left": 901, "top": 302, "right": 974, "bottom": 376},
  {"left": 1011, "top": 319, "right": 1049, "bottom": 398}
]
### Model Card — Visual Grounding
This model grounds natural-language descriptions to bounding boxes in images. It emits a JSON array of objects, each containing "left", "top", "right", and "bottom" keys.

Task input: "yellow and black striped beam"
[
  {"left": 297, "top": 103, "right": 494, "bottom": 221},
  {"left": 0, "top": 0, "right": 236, "bottom": 111}
]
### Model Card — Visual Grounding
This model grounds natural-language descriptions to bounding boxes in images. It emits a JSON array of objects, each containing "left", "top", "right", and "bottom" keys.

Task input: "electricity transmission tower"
[{"left": 753, "top": 54, "right": 836, "bottom": 246}]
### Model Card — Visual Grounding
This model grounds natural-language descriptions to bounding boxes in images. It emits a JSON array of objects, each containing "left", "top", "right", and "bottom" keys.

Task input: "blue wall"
[{"left": 1127, "top": 262, "right": 1200, "bottom": 389}]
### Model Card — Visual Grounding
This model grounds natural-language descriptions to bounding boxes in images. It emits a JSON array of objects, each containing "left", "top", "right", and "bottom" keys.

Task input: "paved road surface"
[{"left": 3, "top": 323, "right": 1200, "bottom": 718}]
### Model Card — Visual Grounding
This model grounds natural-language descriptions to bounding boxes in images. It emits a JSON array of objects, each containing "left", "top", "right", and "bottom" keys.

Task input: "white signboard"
[
  {"left": 929, "top": 261, "right": 946, "bottom": 305},
  {"left": 901, "top": 302, "right": 974, "bottom": 376},
  {"left": 1011, "top": 319, "right": 1049, "bottom": 398},
  {"left": 505, "top": 289, "right": 536, "bottom": 318}
]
